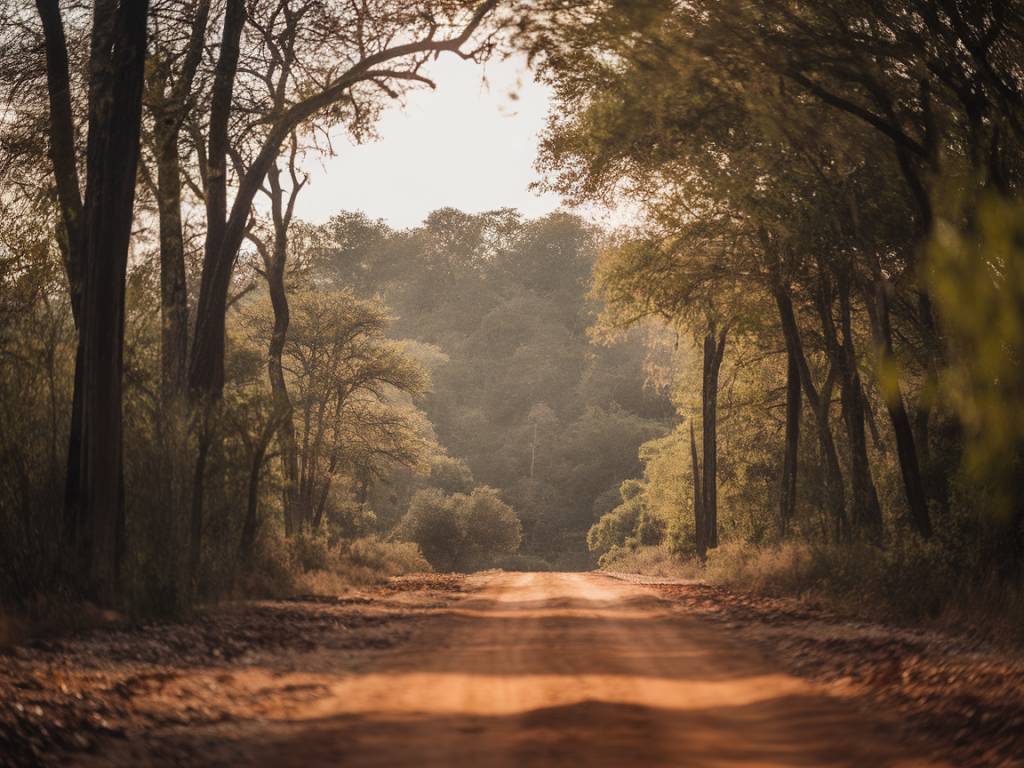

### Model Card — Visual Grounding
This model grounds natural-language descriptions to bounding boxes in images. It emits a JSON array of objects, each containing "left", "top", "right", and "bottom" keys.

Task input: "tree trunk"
[
  {"left": 154, "top": 123, "right": 190, "bottom": 405},
  {"left": 35, "top": 0, "right": 84, "bottom": 321},
  {"left": 840, "top": 280, "right": 883, "bottom": 541},
  {"left": 259, "top": 150, "right": 305, "bottom": 536},
  {"left": 866, "top": 278, "right": 932, "bottom": 537},
  {"left": 63, "top": 347, "right": 83, "bottom": 544},
  {"left": 189, "top": 423, "right": 210, "bottom": 591},
  {"left": 240, "top": 421, "right": 277, "bottom": 562},
  {"left": 149, "top": 0, "right": 210, "bottom": 405},
  {"left": 52, "top": 0, "right": 149, "bottom": 606},
  {"left": 35, "top": 0, "right": 84, "bottom": 554},
  {"left": 185, "top": 0, "right": 246, "bottom": 572},
  {"left": 690, "top": 420, "right": 705, "bottom": 560},
  {"left": 773, "top": 283, "right": 848, "bottom": 541},
  {"left": 780, "top": 347, "right": 801, "bottom": 537},
  {"left": 701, "top": 322, "right": 727, "bottom": 550},
  {"left": 817, "top": 274, "right": 883, "bottom": 543}
]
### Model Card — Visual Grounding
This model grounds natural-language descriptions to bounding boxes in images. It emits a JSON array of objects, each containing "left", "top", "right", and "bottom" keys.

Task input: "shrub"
[
  {"left": 397, "top": 485, "right": 522, "bottom": 571},
  {"left": 701, "top": 536, "right": 1023, "bottom": 635},
  {"left": 397, "top": 489, "right": 463, "bottom": 571},
  {"left": 457, "top": 487, "right": 522, "bottom": 569},
  {"left": 427, "top": 456, "right": 475, "bottom": 494},
  {"left": 587, "top": 479, "right": 660, "bottom": 555},
  {"left": 598, "top": 543, "right": 698, "bottom": 579},
  {"left": 241, "top": 524, "right": 431, "bottom": 598}
]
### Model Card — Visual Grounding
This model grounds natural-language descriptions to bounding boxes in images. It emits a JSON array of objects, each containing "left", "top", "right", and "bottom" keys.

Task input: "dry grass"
[
  {"left": 599, "top": 543, "right": 700, "bottom": 580},
  {"left": 602, "top": 541, "right": 1024, "bottom": 643},
  {"left": 241, "top": 527, "right": 431, "bottom": 598}
]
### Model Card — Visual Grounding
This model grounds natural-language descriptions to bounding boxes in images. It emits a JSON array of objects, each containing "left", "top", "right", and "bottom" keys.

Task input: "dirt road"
[{"left": 64, "top": 571, "right": 948, "bottom": 767}]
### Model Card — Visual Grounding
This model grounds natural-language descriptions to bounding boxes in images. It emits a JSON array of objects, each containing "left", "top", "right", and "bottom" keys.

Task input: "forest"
[{"left": 1, "top": 1, "right": 1023, "bottom": 765}]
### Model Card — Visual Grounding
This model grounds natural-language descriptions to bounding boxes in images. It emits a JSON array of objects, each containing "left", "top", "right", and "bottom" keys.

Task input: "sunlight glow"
[{"left": 295, "top": 55, "right": 563, "bottom": 229}]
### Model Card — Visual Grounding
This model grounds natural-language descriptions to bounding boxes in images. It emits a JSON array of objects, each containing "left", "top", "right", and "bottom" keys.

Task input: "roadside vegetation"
[
  {"left": 528, "top": 1, "right": 1024, "bottom": 638},
  {"left": 2, "top": 0, "right": 1023, "bottom": 651}
]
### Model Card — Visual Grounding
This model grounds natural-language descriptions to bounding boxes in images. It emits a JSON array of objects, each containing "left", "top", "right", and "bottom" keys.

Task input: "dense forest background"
[
  {"left": 312, "top": 209, "right": 672, "bottom": 567},
  {"left": 1, "top": 0, "right": 1022, "bottom": 637}
]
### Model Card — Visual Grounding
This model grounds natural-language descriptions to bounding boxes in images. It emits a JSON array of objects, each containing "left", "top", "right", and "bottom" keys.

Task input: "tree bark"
[
  {"left": 154, "top": 125, "right": 190, "bottom": 405},
  {"left": 257, "top": 149, "right": 305, "bottom": 536},
  {"left": 185, "top": 0, "right": 246, "bottom": 575},
  {"left": 239, "top": 421, "right": 277, "bottom": 562},
  {"left": 35, "top": 0, "right": 84, "bottom": 322},
  {"left": 773, "top": 282, "right": 849, "bottom": 541},
  {"left": 267, "top": 250, "right": 301, "bottom": 533},
  {"left": 68, "top": 0, "right": 149, "bottom": 605},
  {"left": 779, "top": 347, "right": 801, "bottom": 537},
  {"left": 866, "top": 278, "right": 933, "bottom": 537},
  {"left": 690, "top": 420, "right": 705, "bottom": 560},
  {"left": 189, "top": 422, "right": 210, "bottom": 590},
  {"left": 701, "top": 322, "right": 727, "bottom": 551},
  {"left": 816, "top": 273, "right": 884, "bottom": 543},
  {"left": 149, "top": 0, "right": 210, "bottom": 406},
  {"left": 35, "top": 0, "right": 85, "bottom": 549}
]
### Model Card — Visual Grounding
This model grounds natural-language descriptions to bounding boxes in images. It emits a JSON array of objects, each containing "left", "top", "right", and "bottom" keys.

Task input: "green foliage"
[
  {"left": 932, "top": 193, "right": 1024, "bottom": 527},
  {"left": 588, "top": 473, "right": 668, "bottom": 561},
  {"left": 596, "top": 543, "right": 697, "bottom": 579},
  {"left": 458, "top": 487, "right": 523, "bottom": 570},
  {"left": 243, "top": 523, "right": 430, "bottom": 598},
  {"left": 397, "top": 486, "right": 523, "bottom": 572},
  {"left": 427, "top": 455, "right": 475, "bottom": 495},
  {"left": 310, "top": 209, "right": 671, "bottom": 566},
  {"left": 587, "top": 482, "right": 642, "bottom": 555},
  {"left": 397, "top": 489, "right": 463, "bottom": 572}
]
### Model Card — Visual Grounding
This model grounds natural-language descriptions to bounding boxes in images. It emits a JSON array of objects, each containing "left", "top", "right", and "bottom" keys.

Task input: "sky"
[{"left": 293, "top": 55, "right": 568, "bottom": 230}]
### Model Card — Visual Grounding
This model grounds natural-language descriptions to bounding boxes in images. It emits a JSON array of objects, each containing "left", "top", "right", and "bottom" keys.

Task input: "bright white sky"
[{"left": 293, "top": 55, "right": 570, "bottom": 230}]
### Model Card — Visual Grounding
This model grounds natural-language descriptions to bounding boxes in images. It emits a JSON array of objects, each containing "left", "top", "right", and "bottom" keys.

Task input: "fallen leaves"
[
  {"left": 0, "top": 574, "right": 466, "bottom": 767},
  {"left": 655, "top": 582, "right": 1024, "bottom": 767}
]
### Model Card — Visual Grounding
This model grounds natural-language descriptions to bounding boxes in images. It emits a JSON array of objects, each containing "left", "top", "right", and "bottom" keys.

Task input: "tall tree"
[
  {"left": 247, "top": 136, "right": 306, "bottom": 535},
  {"left": 185, "top": 0, "right": 499, "bottom": 581},
  {"left": 145, "top": 0, "right": 211, "bottom": 406},
  {"left": 700, "top": 320, "right": 727, "bottom": 550},
  {"left": 35, "top": 0, "right": 150, "bottom": 605}
]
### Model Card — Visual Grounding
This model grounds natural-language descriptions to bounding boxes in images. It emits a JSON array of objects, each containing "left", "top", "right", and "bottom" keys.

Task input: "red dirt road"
[{"left": 82, "top": 571, "right": 945, "bottom": 767}]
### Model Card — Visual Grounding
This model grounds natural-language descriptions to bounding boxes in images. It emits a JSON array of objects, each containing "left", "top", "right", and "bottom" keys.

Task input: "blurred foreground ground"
[{"left": 1, "top": 572, "right": 1022, "bottom": 767}]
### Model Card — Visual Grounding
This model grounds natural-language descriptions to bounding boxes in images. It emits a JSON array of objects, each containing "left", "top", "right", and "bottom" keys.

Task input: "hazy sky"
[{"left": 294, "top": 55, "right": 566, "bottom": 230}]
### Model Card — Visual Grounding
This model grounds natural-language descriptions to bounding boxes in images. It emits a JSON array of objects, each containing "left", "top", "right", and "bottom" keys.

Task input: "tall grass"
[{"left": 606, "top": 540, "right": 1024, "bottom": 642}]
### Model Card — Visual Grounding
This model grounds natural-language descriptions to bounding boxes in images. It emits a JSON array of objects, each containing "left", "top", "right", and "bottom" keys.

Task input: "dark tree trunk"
[
  {"left": 38, "top": 0, "right": 151, "bottom": 605},
  {"left": 839, "top": 280, "right": 883, "bottom": 542},
  {"left": 816, "top": 273, "right": 883, "bottom": 543},
  {"left": 239, "top": 421, "right": 276, "bottom": 562},
  {"left": 154, "top": 126, "right": 190, "bottom": 405},
  {"left": 149, "top": 0, "right": 208, "bottom": 406},
  {"left": 189, "top": 424, "right": 210, "bottom": 590},
  {"left": 690, "top": 420, "right": 705, "bottom": 561},
  {"left": 63, "top": 348, "right": 84, "bottom": 544},
  {"left": 780, "top": 347, "right": 801, "bottom": 537},
  {"left": 314, "top": 477, "right": 332, "bottom": 530},
  {"left": 186, "top": 0, "right": 246, "bottom": 570},
  {"left": 36, "top": 0, "right": 83, "bottom": 318},
  {"left": 773, "top": 283, "right": 848, "bottom": 541},
  {"left": 866, "top": 278, "right": 933, "bottom": 537},
  {"left": 35, "top": 0, "right": 84, "bottom": 551},
  {"left": 267, "top": 252, "right": 301, "bottom": 533},
  {"left": 257, "top": 150, "right": 305, "bottom": 536},
  {"left": 701, "top": 322, "right": 727, "bottom": 550}
]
